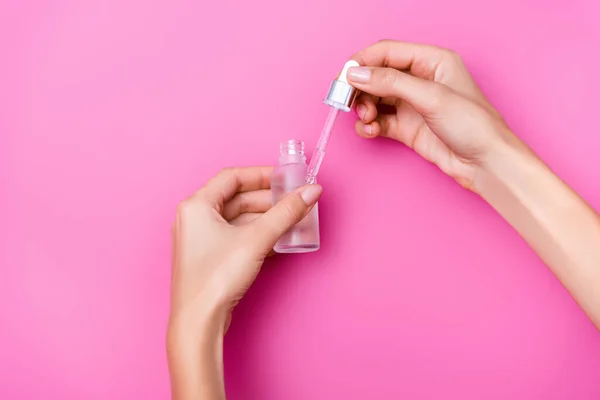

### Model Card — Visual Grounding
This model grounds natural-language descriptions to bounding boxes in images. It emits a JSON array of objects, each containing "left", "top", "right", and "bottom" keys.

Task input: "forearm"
[
  {"left": 475, "top": 133, "right": 600, "bottom": 328},
  {"left": 167, "top": 311, "right": 227, "bottom": 400}
]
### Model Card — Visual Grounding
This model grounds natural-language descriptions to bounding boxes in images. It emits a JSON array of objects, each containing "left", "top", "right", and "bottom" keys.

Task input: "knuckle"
[
  {"left": 445, "top": 49, "right": 463, "bottom": 64},
  {"left": 176, "top": 198, "right": 194, "bottom": 217},
  {"left": 218, "top": 167, "right": 235, "bottom": 177},
  {"left": 176, "top": 197, "right": 204, "bottom": 219},
  {"left": 380, "top": 68, "right": 399, "bottom": 88},
  {"left": 282, "top": 202, "right": 295, "bottom": 220},
  {"left": 283, "top": 196, "right": 304, "bottom": 222}
]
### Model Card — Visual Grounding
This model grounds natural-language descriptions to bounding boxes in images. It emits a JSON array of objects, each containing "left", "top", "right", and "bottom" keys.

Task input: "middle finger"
[{"left": 222, "top": 189, "right": 272, "bottom": 221}]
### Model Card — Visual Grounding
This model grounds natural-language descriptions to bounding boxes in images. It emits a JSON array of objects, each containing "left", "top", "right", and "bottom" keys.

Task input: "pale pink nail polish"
[
  {"left": 347, "top": 67, "right": 371, "bottom": 83},
  {"left": 364, "top": 124, "right": 373, "bottom": 135},
  {"left": 300, "top": 185, "right": 322, "bottom": 205},
  {"left": 357, "top": 104, "right": 367, "bottom": 120}
]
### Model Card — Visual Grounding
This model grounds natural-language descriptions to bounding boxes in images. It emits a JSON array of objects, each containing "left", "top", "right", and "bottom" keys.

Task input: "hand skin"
[
  {"left": 168, "top": 40, "right": 600, "bottom": 400},
  {"left": 168, "top": 166, "right": 322, "bottom": 400},
  {"left": 346, "top": 40, "right": 600, "bottom": 329}
]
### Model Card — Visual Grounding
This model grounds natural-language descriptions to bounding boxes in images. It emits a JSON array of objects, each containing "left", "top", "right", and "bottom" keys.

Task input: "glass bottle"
[{"left": 271, "top": 139, "right": 320, "bottom": 253}]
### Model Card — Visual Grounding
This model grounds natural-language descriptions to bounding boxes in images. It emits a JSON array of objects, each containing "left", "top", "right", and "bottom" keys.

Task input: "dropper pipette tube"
[
  {"left": 305, "top": 60, "right": 359, "bottom": 184},
  {"left": 305, "top": 107, "right": 340, "bottom": 184}
]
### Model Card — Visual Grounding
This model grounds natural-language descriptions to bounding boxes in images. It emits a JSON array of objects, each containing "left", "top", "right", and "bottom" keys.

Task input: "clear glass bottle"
[{"left": 271, "top": 139, "right": 320, "bottom": 253}]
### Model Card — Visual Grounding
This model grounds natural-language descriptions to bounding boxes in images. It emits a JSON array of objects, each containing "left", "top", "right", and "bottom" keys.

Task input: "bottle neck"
[
  {"left": 279, "top": 139, "right": 306, "bottom": 164},
  {"left": 279, "top": 153, "right": 306, "bottom": 164}
]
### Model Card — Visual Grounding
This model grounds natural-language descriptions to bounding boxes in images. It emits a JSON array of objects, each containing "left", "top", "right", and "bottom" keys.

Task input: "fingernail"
[
  {"left": 364, "top": 124, "right": 373, "bottom": 135},
  {"left": 300, "top": 185, "right": 322, "bottom": 205},
  {"left": 347, "top": 67, "right": 371, "bottom": 83},
  {"left": 356, "top": 104, "right": 367, "bottom": 120}
]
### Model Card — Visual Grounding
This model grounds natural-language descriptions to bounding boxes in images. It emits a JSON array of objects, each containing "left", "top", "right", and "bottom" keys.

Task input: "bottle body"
[{"left": 272, "top": 140, "right": 320, "bottom": 253}]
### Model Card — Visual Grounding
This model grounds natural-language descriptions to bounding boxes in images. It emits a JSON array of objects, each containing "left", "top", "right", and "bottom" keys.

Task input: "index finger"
[
  {"left": 195, "top": 166, "right": 273, "bottom": 211},
  {"left": 351, "top": 40, "right": 453, "bottom": 80}
]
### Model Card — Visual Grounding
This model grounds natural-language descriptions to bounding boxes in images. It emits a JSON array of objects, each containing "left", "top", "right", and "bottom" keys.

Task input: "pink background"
[{"left": 2, "top": 0, "right": 600, "bottom": 399}]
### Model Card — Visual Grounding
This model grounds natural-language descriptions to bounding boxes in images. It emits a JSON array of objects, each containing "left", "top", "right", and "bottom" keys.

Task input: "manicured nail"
[
  {"left": 347, "top": 67, "right": 371, "bottom": 83},
  {"left": 364, "top": 124, "right": 373, "bottom": 135},
  {"left": 356, "top": 104, "right": 367, "bottom": 120},
  {"left": 300, "top": 185, "right": 322, "bottom": 205}
]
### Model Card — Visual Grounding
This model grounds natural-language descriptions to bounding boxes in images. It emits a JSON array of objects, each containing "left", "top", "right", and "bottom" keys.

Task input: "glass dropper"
[
  {"left": 305, "top": 60, "right": 360, "bottom": 184},
  {"left": 305, "top": 107, "right": 340, "bottom": 184}
]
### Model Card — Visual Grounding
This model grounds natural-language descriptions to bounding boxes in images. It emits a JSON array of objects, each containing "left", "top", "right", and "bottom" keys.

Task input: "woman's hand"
[
  {"left": 346, "top": 40, "right": 523, "bottom": 190},
  {"left": 168, "top": 166, "right": 322, "bottom": 399},
  {"left": 347, "top": 40, "right": 600, "bottom": 331}
]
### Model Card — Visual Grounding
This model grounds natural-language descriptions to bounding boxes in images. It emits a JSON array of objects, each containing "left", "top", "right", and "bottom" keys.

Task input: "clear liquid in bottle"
[{"left": 272, "top": 139, "right": 320, "bottom": 253}]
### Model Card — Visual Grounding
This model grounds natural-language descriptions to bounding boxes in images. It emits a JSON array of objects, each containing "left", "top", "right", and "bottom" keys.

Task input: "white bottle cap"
[{"left": 323, "top": 60, "right": 360, "bottom": 112}]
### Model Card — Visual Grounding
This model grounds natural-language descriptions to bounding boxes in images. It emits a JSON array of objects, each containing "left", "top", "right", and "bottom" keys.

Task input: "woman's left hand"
[{"left": 167, "top": 166, "right": 322, "bottom": 400}]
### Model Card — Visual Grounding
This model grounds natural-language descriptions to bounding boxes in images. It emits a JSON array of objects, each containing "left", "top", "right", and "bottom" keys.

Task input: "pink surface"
[{"left": 2, "top": 0, "right": 600, "bottom": 399}]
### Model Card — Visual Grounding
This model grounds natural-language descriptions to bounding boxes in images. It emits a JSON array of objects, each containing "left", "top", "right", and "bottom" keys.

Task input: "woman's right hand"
[
  {"left": 347, "top": 41, "right": 600, "bottom": 331},
  {"left": 346, "top": 40, "right": 525, "bottom": 191}
]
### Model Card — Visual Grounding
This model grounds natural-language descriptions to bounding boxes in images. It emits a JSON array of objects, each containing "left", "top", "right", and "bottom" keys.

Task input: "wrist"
[
  {"left": 473, "top": 128, "right": 539, "bottom": 198},
  {"left": 168, "top": 284, "right": 232, "bottom": 342},
  {"left": 167, "top": 302, "right": 227, "bottom": 353}
]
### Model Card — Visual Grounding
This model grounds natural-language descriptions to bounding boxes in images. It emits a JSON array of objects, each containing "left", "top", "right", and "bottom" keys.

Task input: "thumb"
[
  {"left": 346, "top": 66, "right": 454, "bottom": 117},
  {"left": 251, "top": 184, "right": 322, "bottom": 249}
]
